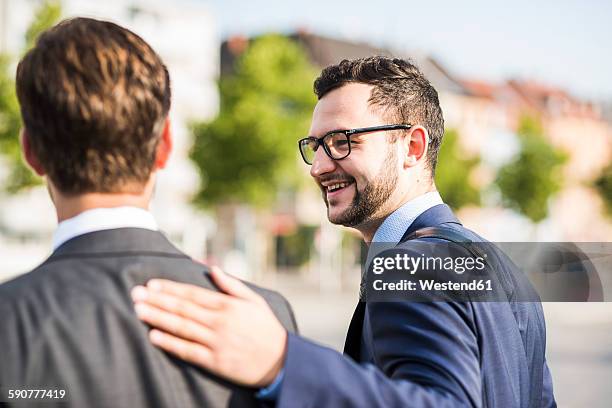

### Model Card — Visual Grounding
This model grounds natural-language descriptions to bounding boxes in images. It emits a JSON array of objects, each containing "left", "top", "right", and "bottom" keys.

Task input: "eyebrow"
[{"left": 309, "top": 125, "right": 358, "bottom": 138}]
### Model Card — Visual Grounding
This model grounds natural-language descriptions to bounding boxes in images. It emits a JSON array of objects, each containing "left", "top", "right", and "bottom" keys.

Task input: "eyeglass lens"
[{"left": 300, "top": 133, "right": 351, "bottom": 164}]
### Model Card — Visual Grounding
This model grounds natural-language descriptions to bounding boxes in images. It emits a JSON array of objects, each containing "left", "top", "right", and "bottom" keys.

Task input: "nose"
[{"left": 310, "top": 147, "right": 336, "bottom": 178}]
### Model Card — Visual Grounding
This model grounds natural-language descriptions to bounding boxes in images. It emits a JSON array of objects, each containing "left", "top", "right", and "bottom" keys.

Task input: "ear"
[
  {"left": 21, "top": 129, "right": 46, "bottom": 176},
  {"left": 401, "top": 125, "right": 428, "bottom": 168},
  {"left": 154, "top": 117, "right": 173, "bottom": 170}
]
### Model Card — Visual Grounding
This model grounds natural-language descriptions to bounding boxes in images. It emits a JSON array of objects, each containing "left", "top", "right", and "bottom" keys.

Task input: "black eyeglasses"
[{"left": 298, "top": 124, "right": 412, "bottom": 165}]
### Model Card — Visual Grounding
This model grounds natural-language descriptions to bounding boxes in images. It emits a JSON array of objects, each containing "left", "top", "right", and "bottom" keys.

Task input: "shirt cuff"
[{"left": 255, "top": 368, "right": 285, "bottom": 401}]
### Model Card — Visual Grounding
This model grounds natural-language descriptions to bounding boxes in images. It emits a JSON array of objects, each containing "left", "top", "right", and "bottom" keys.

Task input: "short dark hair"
[
  {"left": 16, "top": 17, "right": 171, "bottom": 194},
  {"left": 314, "top": 56, "right": 444, "bottom": 175}
]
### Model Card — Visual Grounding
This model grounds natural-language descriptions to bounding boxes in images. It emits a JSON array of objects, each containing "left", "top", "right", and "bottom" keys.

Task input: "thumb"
[{"left": 210, "top": 266, "right": 261, "bottom": 302}]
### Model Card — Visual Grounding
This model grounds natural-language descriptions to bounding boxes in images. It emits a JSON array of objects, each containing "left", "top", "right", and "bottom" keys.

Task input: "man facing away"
[
  {"left": 132, "top": 57, "right": 556, "bottom": 407},
  {"left": 0, "top": 17, "right": 296, "bottom": 408}
]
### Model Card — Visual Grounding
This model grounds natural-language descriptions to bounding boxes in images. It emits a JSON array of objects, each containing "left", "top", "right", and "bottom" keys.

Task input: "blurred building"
[
  {"left": 0, "top": 0, "right": 218, "bottom": 281},
  {"left": 459, "top": 78, "right": 612, "bottom": 240}
]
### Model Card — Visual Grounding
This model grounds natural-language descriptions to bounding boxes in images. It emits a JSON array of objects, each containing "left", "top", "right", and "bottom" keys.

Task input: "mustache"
[{"left": 317, "top": 174, "right": 355, "bottom": 184}]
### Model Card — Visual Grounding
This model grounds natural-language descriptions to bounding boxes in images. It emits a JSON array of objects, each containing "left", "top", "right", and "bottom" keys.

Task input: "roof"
[
  {"left": 507, "top": 79, "right": 601, "bottom": 119},
  {"left": 461, "top": 79, "right": 500, "bottom": 99},
  {"left": 219, "top": 31, "right": 604, "bottom": 121},
  {"left": 220, "top": 31, "right": 470, "bottom": 94}
]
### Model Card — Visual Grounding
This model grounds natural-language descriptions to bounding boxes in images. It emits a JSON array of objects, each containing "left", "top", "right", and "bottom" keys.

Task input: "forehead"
[{"left": 309, "top": 83, "right": 385, "bottom": 136}]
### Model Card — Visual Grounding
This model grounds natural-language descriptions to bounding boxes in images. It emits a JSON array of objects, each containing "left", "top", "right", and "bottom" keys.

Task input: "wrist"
[{"left": 258, "top": 328, "right": 288, "bottom": 387}]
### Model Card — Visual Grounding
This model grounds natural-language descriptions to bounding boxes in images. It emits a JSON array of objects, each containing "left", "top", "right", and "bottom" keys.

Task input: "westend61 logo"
[{"left": 371, "top": 253, "right": 487, "bottom": 275}]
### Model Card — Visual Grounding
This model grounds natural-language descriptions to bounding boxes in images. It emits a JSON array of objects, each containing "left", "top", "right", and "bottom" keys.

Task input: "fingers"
[
  {"left": 145, "top": 279, "right": 228, "bottom": 310},
  {"left": 131, "top": 285, "right": 217, "bottom": 328},
  {"left": 149, "top": 329, "right": 214, "bottom": 369},
  {"left": 134, "top": 302, "right": 216, "bottom": 348},
  {"left": 209, "top": 266, "right": 262, "bottom": 303}
]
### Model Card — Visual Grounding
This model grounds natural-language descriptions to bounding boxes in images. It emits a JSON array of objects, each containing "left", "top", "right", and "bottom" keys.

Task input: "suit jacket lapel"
[
  {"left": 343, "top": 301, "right": 366, "bottom": 359},
  {"left": 343, "top": 204, "right": 461, "bottom": 360}
]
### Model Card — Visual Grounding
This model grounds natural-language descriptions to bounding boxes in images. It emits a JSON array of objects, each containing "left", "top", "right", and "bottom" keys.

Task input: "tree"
[
  {"left": 495, "top": 115, "right": 567, "bottom": 223},
  {"left": 0, "top": 0, "right": 61, "bottom": 193},
  {"left": 594, "top": 162, "right": 612, "bottom": 217},
  {"left": 435, "top": 129, "right": 481, "bottom": 210},
  {"left": 190, "top": 34, "right": 317, "bottom": 208}
]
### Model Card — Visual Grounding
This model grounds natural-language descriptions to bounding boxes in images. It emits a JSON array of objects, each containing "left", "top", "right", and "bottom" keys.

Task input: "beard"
[{"left": 326, "top": 145, "right": 399, "bottom": 227}]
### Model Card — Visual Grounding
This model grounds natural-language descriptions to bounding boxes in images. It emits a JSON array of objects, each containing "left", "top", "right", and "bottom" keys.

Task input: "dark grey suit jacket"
[{"left": 0, "top": 228, "right": 298, "bottom": 407}]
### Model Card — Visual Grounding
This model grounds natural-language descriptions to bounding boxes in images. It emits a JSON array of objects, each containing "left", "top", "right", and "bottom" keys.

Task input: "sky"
[{"left": 202, "top": 0, "right": 612, "bottom": 101}]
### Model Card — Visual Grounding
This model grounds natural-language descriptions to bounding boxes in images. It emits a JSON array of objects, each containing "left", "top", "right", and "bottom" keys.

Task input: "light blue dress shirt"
[{"left": 371, "top": 191, "right": 443, "bottom": 244}]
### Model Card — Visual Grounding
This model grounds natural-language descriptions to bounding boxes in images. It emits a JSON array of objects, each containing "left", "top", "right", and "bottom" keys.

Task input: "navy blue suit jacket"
[{"left": 278, "top": 204, "right": 556, "bottom": 407}]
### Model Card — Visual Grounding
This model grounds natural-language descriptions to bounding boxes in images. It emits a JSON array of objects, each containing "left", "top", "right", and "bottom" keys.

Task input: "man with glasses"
[{"left": 132, "top": 57, "right": 556, "bottom": 407}]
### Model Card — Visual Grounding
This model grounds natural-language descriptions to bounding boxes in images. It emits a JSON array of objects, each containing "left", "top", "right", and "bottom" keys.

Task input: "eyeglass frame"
[{"left": 298, "top": 124, "right": 412, "bottom": 165}]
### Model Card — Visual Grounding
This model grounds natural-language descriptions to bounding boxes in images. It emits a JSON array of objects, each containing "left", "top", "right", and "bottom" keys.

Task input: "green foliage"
[
  {"left": 435, "top": 129, "right": 481, "bottom": 210},
  {"left": 0, "top": 54, "right": 26, "bottom": 191},
  {"left": 190, "top": 34, "right": 317, "bottom": 207},
  {"left": 495, "top": 115, "right": 568, "bottom": 223},
  {"left": 0, "top": 0, "right": 61, "bottom": 193},
  {"left": 594, "top": 162, "right": 612, "bottom": 217},
  {"left": 25, "top": 1, "right": 62, "bottom": 51}
]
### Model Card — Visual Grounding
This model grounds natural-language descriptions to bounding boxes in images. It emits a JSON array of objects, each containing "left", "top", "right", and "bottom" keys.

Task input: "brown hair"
[
  {"left": 314, "top": 56, "right": 444, "bottom": 175},
  {"left": 16, "top": 17, "right": 171, "bottom": 194}
]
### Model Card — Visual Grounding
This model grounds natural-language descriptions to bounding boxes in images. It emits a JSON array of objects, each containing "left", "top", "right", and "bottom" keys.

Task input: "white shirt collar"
[
  {"left": 52, "top": 206, "right": 158, "bottom": 251},
  {"left": 372, "top": 191, "right": 444, "bottom": 244}
]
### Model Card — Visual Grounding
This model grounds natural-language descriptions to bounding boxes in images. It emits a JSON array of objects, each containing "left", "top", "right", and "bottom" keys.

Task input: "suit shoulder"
[
  {"left": 245, "top": 282, "right": 298, "bottom": 333},
  {"left": 245, "top": 282, "right": 287, "bottom": 307},
  {"left": 0, "top": 259, "right": 55, "bottom": 301}
]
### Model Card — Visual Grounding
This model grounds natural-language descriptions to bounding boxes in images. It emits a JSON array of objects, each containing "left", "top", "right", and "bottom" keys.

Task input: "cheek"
[
  {"left": 341, "top": 142, "right": 391, "bottom": 182},
  {"left": 342, "top": 164, "right": 373, "bottom": 190},
  {"left": 348, "top": 151, "right": 387, "bottom": 177}
]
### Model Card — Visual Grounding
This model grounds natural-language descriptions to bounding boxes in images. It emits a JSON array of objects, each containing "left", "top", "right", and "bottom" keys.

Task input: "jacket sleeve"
[
  {"left": 277, "top": 300, "right": 482, "bottom": 408},
  {"left": 541, "top": 359, "right": 557, "bottom": 408}
]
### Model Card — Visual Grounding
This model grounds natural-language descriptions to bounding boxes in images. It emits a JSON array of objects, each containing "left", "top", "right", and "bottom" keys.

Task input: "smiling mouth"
[
  {"left": 325, "top": 181, "right": 354, "bottom": 194},
  {"left": 329, "top": 182, "right": 348, "bottom": 191}
]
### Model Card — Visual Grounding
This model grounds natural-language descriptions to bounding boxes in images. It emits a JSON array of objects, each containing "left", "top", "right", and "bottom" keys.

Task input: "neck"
[
  {"left": 358, "top": 181, "right": 437, "bottom": 243},
  {"left": 49, "top": 180, "right": 154, "bottom": 223}
]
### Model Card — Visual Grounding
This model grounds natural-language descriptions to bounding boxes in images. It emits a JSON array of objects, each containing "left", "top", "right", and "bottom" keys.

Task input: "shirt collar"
[
  {"left": 52, "top": 206, "right": 158, "bottom": 251},
  {"left": 371, "top": 191, "right": 443, "bottom": 244}
]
